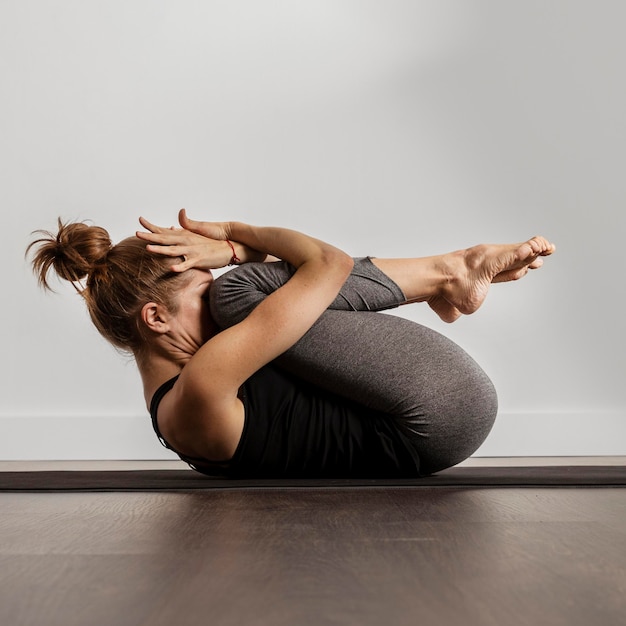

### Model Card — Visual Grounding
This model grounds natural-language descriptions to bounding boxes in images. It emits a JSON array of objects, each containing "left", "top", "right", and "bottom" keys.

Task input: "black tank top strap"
[
  {"left": 148, "top": 374, "right": 230, "bottom": 476},
  {"left": 149, "top": 375, "right": 180, "bottom": 450}
]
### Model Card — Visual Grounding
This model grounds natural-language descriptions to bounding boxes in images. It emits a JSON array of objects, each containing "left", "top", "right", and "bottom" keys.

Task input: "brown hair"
[{"left": 27, "top": 218, "right": 189, "bottom": 355}]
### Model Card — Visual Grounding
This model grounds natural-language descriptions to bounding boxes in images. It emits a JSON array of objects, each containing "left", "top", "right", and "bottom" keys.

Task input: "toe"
[
  {"left": 532, "top": 236, "right": 555, "bottom": 255},
  {"left": 517, "top": 240, "right": 536, "bottom": 261},
  {"left": 492, "top": 267, "right": 529, "bottom": 283}
]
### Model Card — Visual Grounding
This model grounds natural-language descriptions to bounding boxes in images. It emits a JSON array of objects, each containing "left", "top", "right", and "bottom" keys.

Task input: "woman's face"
[{"left": 170, "top": 269, "right": 217, "bottom": 350}]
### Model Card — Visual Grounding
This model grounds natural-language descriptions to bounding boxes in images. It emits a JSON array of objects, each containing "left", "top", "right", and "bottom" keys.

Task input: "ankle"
[{"left": 436, "top": 251, "right": 464, "bottom": 295}]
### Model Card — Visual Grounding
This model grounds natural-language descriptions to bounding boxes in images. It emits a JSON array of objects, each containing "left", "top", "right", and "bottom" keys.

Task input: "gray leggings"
[{"left": 209, "top": 258, "right": 498, "bottom": 474}]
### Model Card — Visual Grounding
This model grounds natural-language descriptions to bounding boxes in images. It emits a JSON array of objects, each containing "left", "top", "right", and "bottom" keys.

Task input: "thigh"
[
  {"left": 278, "top": 310, "right": 497, "bottom": 474},
  {"left": 279, "top": 309, "right": 493, "bottom": 417}
]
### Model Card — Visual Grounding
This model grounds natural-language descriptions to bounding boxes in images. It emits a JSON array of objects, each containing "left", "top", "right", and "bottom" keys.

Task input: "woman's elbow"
[{"left": 321, "top": 247, "right": 354, "bottom": 283}]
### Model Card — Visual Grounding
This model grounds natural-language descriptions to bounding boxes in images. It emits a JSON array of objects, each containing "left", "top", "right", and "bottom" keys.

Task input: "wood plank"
[{"left": 1, "top": 489, "right": 625, "bottom": 626}]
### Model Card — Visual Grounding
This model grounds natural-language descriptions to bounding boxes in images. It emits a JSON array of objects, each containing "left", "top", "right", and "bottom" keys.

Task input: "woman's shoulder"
[{"left": 156, "top": 370, "right": 246, "bottom": 464}]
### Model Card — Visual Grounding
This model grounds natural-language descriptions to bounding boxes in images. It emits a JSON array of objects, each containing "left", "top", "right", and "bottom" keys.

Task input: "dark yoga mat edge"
[{"left": 1, "top": 465, "right": 625, "bottom": 491}]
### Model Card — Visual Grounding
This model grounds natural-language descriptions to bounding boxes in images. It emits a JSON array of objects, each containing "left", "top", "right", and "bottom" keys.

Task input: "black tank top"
[{"left": 150, "top": 364, "right": 421, "bottom": 478}]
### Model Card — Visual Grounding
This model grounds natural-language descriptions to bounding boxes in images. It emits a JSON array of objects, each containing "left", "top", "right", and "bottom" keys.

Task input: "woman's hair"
[{"left": 26, "top": 218, "right": 189, "bottom": 356}]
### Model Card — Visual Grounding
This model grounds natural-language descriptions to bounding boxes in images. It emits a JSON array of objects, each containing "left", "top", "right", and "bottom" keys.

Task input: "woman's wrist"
[
  {"left": 225, "top": 240, "right": 240, "bottom": 265},
  {"left": 224, "top": 238, "right": 267, "bottom": 266}
]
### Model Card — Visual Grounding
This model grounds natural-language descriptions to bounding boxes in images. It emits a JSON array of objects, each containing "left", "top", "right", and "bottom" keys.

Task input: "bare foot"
[
  {"left": 437, "top": 236, "right": 555, "bottom": 318},
  {"left": 427, "top": 295, "right": 462, "bottom": 323}
]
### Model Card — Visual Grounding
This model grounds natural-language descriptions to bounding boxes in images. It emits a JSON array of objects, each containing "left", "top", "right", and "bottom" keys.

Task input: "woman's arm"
[
  {"left": 137, "top": 213, "right": 268, "bottom": 271},
  {"left": 208, "top": 258, "right": 405, "bottom": 329},
  {"left": 139, "top": 212, "right": 457, "bottom": 319},
  {"left": 138, "top": 210, "right": 354, "bottom": 460}
]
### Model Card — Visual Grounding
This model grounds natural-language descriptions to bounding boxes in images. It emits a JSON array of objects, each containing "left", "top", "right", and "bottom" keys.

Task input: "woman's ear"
[{"left": 141, "top": 302, "right": 171, "bottom": 334}]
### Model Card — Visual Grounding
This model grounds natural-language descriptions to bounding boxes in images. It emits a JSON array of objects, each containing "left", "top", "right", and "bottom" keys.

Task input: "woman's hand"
[
  {"left": 136, "top": 210, "right": 266, "bottom": 272},
  {"left": 177, "top": 209, "right": 231, "bottom": 241},
  {"left": 136, "top": 216, "right": 230, "bottom": 272}
]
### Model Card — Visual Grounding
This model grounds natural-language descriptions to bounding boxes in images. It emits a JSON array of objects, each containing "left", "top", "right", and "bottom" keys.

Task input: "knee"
[
  {"left": 414, "top": 360, "right": 498, "bottom": 475},
  {"left": 444, "top": 357, "right": 498, "bottom": 438},
  {"left": 209, "top": 261, "right": 295, "bottom": 329}
]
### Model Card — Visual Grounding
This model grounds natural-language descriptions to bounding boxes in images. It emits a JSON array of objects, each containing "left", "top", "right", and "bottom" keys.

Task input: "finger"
[
  {"left": 179, "top": 208, "right": 202, "bottom": 230},
  {"left": 178, "top": 209, "right": 208, "bottom": 233},
  {"left": 145, "top": 243, "right": 189, "bottom": 258},
  {"left": 136, "top": 228, "right": 193, "bottom": 245},
  {"left": 170, "top": 251, "right": 199, "bottom": 273},
  {"left": 169, "top": 260, "right": 189, "bottom": 273},
  {"left": 138, "top": 216, "right": 169, "bottom": 234},
  {"left": 136, "top": 230, "right": 174, "bottom": 244}
]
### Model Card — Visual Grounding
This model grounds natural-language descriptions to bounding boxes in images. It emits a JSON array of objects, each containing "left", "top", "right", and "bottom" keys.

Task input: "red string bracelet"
[{"left": 226, "top": 240, "right": 241, "bottom": 266}]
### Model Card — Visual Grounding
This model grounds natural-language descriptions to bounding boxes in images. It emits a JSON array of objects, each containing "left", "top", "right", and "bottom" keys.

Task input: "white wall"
[{"left": 2, "top": 0, "right": 624, "bottom": 460}]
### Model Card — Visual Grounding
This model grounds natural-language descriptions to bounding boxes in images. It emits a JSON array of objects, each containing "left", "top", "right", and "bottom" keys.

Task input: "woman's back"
[{"left": 151, "top": 364, "right": 422, "bottom": 478}]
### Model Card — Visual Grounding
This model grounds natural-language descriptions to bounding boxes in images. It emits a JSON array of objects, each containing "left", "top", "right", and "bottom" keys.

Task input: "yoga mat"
[{"left": 1, "top": 465, "right": 625, "bottom": 491}]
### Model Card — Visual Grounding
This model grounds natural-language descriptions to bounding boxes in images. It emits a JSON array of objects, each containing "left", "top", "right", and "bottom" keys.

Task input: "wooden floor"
[{"left": 1, "top": 462, "right": 625, "bottom": 625}]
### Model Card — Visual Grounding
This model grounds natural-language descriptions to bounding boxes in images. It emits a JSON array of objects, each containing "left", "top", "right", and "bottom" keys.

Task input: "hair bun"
[{"left": 27, "top": 218, "right": 113, "bottom": 290}]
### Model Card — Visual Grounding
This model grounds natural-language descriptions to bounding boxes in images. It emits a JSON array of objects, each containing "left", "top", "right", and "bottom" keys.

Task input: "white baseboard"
[
  {"left": 473, "top": 411, "right": 626, "bottom": 457},
  {"left": 0, "top": 416, "right": 177, "bottom": 461},
  {"left": 1, "top": 411, "right": 624, "bottom": 461}
]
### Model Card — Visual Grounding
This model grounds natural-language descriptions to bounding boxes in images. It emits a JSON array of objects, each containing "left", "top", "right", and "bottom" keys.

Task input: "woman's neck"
[{"left": 136, "top": 350, "right": 184, "bottom": 410}]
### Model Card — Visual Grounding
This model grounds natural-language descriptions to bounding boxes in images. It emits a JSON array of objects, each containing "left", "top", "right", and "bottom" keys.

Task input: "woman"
[{"left": 28, "top": 210, "right": 555, "bottom": 477}]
